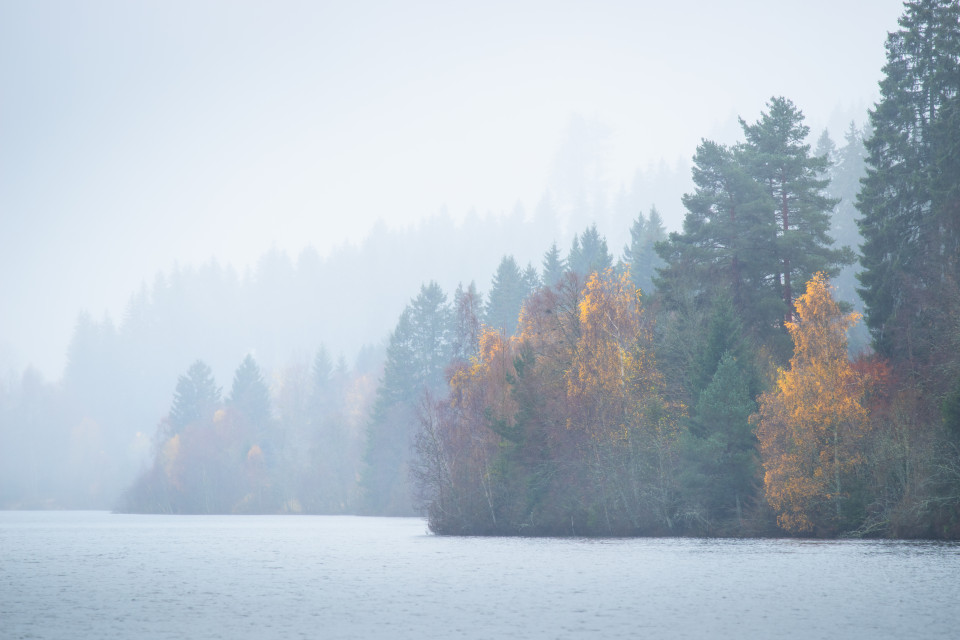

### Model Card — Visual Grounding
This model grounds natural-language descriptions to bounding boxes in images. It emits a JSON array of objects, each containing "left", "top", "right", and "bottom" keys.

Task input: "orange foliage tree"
[
  {"left": 755, "top": 273, "right": 868, "bottom": 533},
  {"left": 413, "top": 327, "right": 513, "bottom": 533},
  {"left": 568, "top": 269, "right": 645, "bottom": 441},
  {"left": 415, "top": 269, "right": 683, "bottom": 534}
]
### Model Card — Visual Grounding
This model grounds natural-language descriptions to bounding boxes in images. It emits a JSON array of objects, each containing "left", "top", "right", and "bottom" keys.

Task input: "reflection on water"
[{"left": 2, "top": 511, "right": 958, "bottom": 639}]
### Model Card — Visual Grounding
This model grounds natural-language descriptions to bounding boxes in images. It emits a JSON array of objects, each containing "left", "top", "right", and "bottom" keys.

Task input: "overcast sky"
[{"left": 1, "top": 0, "right": 906, "bottom": 378}]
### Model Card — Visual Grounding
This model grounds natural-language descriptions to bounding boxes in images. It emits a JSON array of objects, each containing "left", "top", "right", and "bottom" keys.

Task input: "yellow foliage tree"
[
  {"left": 568, "top": 269, "right": 644, "bottom": 441},
  {"left": 756, "top": 273, "right": 868, "bottom": 533}
]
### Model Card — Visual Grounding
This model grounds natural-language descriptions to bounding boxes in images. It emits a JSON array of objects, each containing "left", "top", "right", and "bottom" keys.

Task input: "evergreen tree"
[
  {"left": 227, "top": 354, "right": 272, "bottom": 430},
  {"left": 567, "top": 224, "right": 612, "bottom": 278},
  {"left": 168, "top": 360, "right": 221, "bottom": 433},
  {"left": 309, "top": 345, "right": 334, "bottom": 414},
  {"left": 541, "top": 242, "right": 566, "bottom": 288},
  {"left": 623, "top": 206, "right": 666, "bottom": 295},
  {"left": 738, "top": 96, "right": 853, "bottom": 324},
  {"left": 485, "top": 256, "right": 526, "bottom": 336},
  {"left": 655, "top": 139, "right": 780, "bottom": 337},
  {"left": 683, "top": 351, "right": 759, "bottom": 527},
  {"left": 814, "top": 129, "right": 837, "bottom": 170},
  {"left": 857, "top": 0, "right": 960, "bottom": 367},
  {"left": 410, "top": 283, "right": 453, "bottom": 384},
  {"left": 362, "top": 282, "right": 454, "bottom": 514},
  {"left": 522, "top": 263, "right": 540, "bottom": 298},
  {"left": 658, "top": 99, "right": 853, "bottom": 360},
  {"left": 689, "top": 296, "right": 756, "bottom": 407}
]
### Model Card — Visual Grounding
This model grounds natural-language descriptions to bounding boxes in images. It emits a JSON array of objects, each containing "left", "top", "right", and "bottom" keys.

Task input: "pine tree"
[
  {"left": 739, "top": 96, "right": 853, "bottom": 324},
  {"left": 655, "top": 139, "right": 780, "bottom": 336},
  {"left": 657, "top": 99, "right": 854, "bottom": 360}
]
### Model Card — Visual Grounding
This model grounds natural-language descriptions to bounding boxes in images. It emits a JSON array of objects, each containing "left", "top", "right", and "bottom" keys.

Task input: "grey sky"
[{"left": 1, "top": 0, "right": 905, "bottom": 377}]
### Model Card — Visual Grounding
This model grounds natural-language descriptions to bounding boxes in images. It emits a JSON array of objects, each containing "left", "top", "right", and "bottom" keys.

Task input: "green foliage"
[
  {"left": 415, "top": 270, "right": 684, "bottom": 536},
  {"left": 485, "top": 256, "right": 528, "bottom": 336},
  {"left": 567, "top": 224, "right": 612, "bottom": 278},
  {"left": 522, "top": 263, "right": 541, "bottom": 297},
  {"left": 541, "top": 242, "right": 566, "bottom": 288},
  {"left": 362, "top": 282, "right": 454, "bottom": 515},
  {"left": 689, "top": 296, "right": 754, "bottom": 405},
  {"left": 738, "top": 96, "right": 852, "bottom": 323},
  {"left": 168, "top": 360, "right": 221, "bottom": 433},
  {"left": 682, "top": 351, "right": 759, "bottom": 527},
  {"left": 657, "top": 98, "right": 853, "bottom": 362},
  {"left": 622, "top": 206, "right": 666, "bottom": 295},
  {"left": 857, "top": 0, "right": 960, "bottom": 365},
  {"left": 227, "top": 354, "right": 272, "bottom": 430},
  {"left": 655, "top": 138, "right": 780, "bottom": 333}
]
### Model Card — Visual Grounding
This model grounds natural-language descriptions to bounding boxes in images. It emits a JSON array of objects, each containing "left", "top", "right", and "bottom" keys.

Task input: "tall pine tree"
[{"left": 739, "top": 96, "right": 853, "bottom": 324}]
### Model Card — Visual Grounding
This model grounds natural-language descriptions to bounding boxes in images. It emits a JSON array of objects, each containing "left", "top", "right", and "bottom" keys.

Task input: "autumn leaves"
[
  {"left": 756, "top": 273, "right": 868, "bottom": 533},
  {"left": 416, "top": 267, "right": 870, "bottom": 536}
]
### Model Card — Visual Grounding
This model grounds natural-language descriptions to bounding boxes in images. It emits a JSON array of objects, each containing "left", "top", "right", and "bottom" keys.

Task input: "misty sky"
[{"left": 1, "top": 0, "right": 905, "bottom": 378}]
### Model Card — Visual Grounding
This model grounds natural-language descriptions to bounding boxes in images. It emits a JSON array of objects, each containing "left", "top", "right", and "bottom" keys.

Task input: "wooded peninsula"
[{"left": 4, "top": 0, "right": 959, "bottom": 539}]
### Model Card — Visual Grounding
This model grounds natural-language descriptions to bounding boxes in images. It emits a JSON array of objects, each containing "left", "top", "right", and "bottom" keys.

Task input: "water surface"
[{"left": 1, "top": 511, "right": 957, "bottom": 639}]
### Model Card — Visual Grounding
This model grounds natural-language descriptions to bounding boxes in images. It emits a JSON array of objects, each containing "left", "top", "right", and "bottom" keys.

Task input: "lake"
[{"left": 2, "top": 511, "right": 958, "bottom": 639}]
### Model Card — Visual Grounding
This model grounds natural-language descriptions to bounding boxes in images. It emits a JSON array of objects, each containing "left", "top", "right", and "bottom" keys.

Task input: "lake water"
[{"left": 1, "top": 511, "right": 958, "bottom": 639}]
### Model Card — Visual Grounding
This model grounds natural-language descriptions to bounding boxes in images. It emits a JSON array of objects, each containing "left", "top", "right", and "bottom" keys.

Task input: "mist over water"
[
  {"left": 3, "top": 511, "right": 959, "bottom": 639},
  {"left": 4, "top": 4, "right": 958, "bottom": 635}
]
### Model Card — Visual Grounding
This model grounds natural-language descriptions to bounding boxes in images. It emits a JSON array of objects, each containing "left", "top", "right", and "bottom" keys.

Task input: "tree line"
[
  {"left": 3, "top": 0, "right": 956, "bottom": 538},
  {"left": 410, "top": 0, "right": 960, "bottom": 537}
]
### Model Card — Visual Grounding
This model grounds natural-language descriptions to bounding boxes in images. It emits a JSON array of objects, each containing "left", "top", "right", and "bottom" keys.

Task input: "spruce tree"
[
  {"left": 567, "top": 224, "right": 612, "bottom": 278},
  {"left": 362, "top": 282, "right": 453, "bottom": 514},
  {"left": 541, "top": 242, "right": 566, "bottom": 288},
  {"left": 485, "top": 256, "right": 526, "bottom": 336},
  {"left": 623, "top": 206, "right": 666, "bottom": 295},
  {"left": 168, "top": 360, "right": 221, "bottom": 433},
  {"left": 227, "top": 354, "right": 272, "bottom": 431},
  {"left": 683, "top": 351, "right": 759, "bottom": 526},
  {"left": 522, "top": 263, "right": 540, "bottom": 298},
  {"left": 857, "top": 0, "right": 960, "bottom": 366}
]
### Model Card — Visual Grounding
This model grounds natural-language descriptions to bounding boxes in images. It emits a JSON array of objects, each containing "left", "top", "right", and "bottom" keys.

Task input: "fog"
[
  {"left": 2, "top": 0, "right": 903, "bottom": 377},
  {"left": 0, "top": 1, "right": 906, "bottom": 509}
]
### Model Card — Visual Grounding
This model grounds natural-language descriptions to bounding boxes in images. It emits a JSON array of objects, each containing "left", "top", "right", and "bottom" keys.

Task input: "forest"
[{"left": 2, "top": 0, "right": 959, "bottom": 538}]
